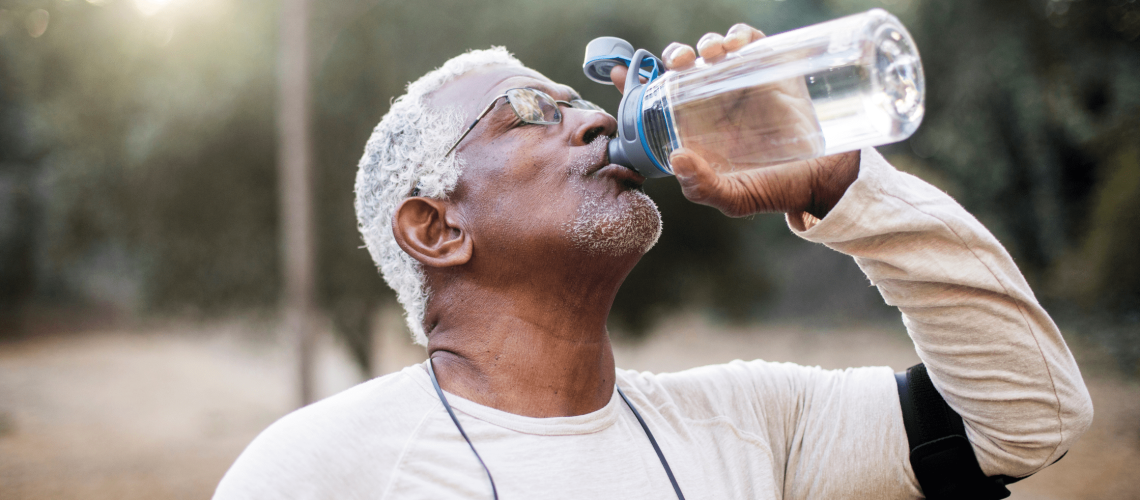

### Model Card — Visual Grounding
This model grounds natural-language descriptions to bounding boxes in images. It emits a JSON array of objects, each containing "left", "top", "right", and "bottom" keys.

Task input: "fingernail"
[
  {"left": 726, "top": 25, "right": 750, "bottom": 45},
  {"left": 662, "top": 43, "right": 681, "bottom": 65},
  {"left": 670, "top": 157, "right": 691, "bottom": 179},
  {"left": 697, "top": 33, "right": 715, "bottom": 53}
]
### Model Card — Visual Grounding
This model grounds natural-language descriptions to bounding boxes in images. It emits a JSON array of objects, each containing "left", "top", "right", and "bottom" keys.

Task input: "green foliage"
[
  {"left": 1, "top": 0, "right": 1137, "bottom": 368},
  {"left": 1, "top": 0, "right": 281, "bottom": 315}
]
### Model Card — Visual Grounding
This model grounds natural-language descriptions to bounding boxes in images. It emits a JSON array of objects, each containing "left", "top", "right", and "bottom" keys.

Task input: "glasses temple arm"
[{"left": 443, "top": 96, "right": 503, "bottom": 157}]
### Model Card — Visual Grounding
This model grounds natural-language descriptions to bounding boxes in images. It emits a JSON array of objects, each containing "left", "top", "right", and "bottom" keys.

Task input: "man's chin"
[{"left": 564, "top": 189, "right": 662, "bottom": 257}]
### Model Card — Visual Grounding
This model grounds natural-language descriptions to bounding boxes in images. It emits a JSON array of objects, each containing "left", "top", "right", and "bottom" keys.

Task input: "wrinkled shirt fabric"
[{"left": 214, "top": 148, "right": 1092, "bottom": 500}]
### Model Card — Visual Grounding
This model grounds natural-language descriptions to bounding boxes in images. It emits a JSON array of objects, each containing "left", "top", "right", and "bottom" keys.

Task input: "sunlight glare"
[{"left": 135, "top": 0, "right": 176, "bottom": 16}]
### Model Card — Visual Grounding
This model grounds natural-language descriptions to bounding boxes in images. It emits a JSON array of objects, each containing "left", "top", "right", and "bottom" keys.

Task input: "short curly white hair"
[{"left": 355, "top": 47, "right": 524, "bottom": 346}]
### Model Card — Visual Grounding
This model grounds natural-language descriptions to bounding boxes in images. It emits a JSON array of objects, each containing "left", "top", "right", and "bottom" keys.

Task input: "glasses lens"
[
  {"left": 569, "top": 99, "right": 604, "bottom": 112},
  {"left": 506, "top": 88, "right": 560, "bottom": 125}
]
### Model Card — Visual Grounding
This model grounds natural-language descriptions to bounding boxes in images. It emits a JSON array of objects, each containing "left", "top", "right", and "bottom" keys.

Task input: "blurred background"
[{"left": 0, "top": 0, "right": 1137, "bottom": 498}]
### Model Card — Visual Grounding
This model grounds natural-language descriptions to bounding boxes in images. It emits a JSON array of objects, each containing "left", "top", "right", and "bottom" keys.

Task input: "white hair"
[{"left": 355, "top": 47, "right": 524, "bottom": 346}]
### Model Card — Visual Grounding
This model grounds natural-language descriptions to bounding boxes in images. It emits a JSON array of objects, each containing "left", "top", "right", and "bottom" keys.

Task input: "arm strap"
[{"left": 896, "top": 363, "right": 1023, "bottom": 499}]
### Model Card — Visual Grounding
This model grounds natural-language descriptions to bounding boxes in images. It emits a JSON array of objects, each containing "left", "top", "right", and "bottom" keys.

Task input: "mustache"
[{"left": 567, "top": 136, "right": 611, "bottom": 177}]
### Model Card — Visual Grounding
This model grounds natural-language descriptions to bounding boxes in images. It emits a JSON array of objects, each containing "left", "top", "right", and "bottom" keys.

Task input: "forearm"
[{"left": 789, "top": 148, "right": 1093, "bottom": 478}]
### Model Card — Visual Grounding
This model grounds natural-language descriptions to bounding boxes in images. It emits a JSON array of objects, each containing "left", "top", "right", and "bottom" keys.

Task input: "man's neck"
[{"left": 424, "top": 268, "right": 626, "bottom": 418}]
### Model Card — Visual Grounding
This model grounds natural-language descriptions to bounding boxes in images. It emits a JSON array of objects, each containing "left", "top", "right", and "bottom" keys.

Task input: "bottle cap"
[{"left": 582, "top": 37, "right": 635, "bottom": 84}]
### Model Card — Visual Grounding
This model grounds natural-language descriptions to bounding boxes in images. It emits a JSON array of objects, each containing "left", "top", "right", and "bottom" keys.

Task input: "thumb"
[
  {"left": 670, "top": 149, "right": 722, "bottom": 205},
  {"left": 609, "top": 65, "right": 648, "bottom": 96},
  {"left": 609, "top": 65, "right": 629, "bottom": 95}
]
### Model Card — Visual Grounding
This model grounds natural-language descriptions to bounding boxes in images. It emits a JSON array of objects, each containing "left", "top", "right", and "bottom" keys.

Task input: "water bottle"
[{"left": 583, "top": 8, "right": 924, "bottom": 177}]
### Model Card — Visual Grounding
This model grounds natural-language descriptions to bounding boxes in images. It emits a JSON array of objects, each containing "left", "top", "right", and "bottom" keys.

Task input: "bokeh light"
[
  {"left": 135, "top": 0, "right": 176, "bottom": 17},
  {"left": 25, "top": 9, "right": 48, "bottom": 38}
]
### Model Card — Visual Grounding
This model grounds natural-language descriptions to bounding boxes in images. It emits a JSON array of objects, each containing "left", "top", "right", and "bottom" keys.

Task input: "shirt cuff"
[{"left": 786, "top": 147, "right": 896, "bottom": 242}]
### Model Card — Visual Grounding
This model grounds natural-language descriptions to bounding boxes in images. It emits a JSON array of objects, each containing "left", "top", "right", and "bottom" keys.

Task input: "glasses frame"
[{"left": 442, "top": 88, "right": 603, "bottom": 158}]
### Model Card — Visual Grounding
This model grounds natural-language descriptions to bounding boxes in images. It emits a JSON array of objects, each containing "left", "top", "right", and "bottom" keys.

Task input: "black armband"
[{"left": 896, "top": 363, "right": 1028, "bottom": 499}]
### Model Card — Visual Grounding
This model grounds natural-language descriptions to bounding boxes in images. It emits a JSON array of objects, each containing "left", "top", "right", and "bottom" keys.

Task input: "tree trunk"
[{"left": 277, "top": 0, "right": 316, "bottom": 407}]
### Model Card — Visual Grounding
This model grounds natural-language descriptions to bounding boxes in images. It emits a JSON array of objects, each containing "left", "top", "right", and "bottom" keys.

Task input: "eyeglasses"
[{"left": 443, "top": 88, "right": 605, "bottom": 157}]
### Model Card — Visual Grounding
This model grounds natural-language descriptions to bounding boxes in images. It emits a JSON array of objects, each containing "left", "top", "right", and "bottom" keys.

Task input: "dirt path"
[{"left": 0, "top": 317, "right": 1136, "bottom": 499}]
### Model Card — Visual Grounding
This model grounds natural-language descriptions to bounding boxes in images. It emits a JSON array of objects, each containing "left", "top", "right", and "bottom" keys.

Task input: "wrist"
[{"left": 804, "top": 150, "right": 860, "bottom": 220}]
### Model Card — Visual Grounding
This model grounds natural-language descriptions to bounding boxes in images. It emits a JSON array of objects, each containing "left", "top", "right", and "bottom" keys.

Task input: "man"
[{"left": 215, "top": 24, "right": 1092, "bottom": 499}]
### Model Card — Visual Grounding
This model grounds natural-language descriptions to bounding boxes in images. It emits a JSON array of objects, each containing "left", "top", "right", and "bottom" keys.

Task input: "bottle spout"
[
  {"left": 606, "top": 50, "right": 675, "bottom": 179},
  {"left": 608, "top": 134, "right": 672, "bottom": 179},
  {"left": 608, "top": 138, "right": 632, "bottom": 170}
]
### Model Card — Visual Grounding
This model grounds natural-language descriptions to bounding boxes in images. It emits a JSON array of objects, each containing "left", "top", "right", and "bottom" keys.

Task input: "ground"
[{"left": 0, "top": 314, "right": 1136, "bottom": 499}]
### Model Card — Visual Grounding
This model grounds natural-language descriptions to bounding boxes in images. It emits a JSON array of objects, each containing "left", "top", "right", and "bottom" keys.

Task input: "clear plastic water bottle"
[{"left": 584, "top": 9, "right": 924, "bottom": 177}]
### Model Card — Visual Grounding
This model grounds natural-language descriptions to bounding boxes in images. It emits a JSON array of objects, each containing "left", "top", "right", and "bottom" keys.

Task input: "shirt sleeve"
[
  {"left": 648, "top": 360, "right": 920, "bottom": 499},
  {"left": 786, "top": 147, "right": 1093, "bottom": 479}
]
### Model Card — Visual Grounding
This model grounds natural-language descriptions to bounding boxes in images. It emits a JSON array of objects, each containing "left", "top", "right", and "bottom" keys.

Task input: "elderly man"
[{"left": 215, "top": 24, "right": 1092, "bottom": 499}]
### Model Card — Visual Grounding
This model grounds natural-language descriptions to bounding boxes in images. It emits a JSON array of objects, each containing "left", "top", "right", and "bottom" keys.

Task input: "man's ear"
[{"left": 392, "top": 197, "right": 473, "bottom": 268}]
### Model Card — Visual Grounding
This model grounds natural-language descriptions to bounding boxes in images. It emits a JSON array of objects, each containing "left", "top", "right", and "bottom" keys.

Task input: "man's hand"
[{"left": 609, "top": 24, "right": 860, "bottom": 221}]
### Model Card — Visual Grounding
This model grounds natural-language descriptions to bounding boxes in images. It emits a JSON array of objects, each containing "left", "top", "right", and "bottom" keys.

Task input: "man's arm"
[
  {"left": 628, "top": 22, "right": 1092, "bottom": 491},
  {"left": 790, "top": 147, "right": 1093, "bottom": 478},
  {"left": 646, "top": 146, "right": 1092, "bottom": 497}
]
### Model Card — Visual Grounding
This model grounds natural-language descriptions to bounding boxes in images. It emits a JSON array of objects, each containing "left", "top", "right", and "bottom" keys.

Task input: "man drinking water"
[{"left": 215, "top": 24, "right": 1092, "bottom": 499}]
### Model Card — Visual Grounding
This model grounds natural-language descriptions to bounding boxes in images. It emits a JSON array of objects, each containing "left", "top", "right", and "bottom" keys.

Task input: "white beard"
[
  {"left": 563, "top": 139, "right": 663, "bottom": 257},
  {"left": 564, "top": 188, "right": 662, "bottom": 257}
]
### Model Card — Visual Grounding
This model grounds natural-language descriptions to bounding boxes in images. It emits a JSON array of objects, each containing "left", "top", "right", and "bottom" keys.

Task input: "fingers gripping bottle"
[{"left": 583, "top": 8, "right": 925, "bottom": 177}]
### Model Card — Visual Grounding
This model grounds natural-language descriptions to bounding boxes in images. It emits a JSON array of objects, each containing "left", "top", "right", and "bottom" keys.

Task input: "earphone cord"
[
  {"left": 615, "top": 385, "right": 686, "bottom": 500},
  {"left": 427, "top": 358, "right": 499, "bottom": 500},
  {"left": 426, "top": 358, "right": 685, "bottom": 500}
]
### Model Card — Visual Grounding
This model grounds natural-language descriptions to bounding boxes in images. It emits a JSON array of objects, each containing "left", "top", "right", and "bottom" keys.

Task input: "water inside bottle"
[{"left": 657, "top": 14, "right": 923, "bottom": 173}]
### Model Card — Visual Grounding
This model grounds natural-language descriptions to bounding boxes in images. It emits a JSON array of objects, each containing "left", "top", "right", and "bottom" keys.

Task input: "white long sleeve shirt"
[{"left": 214, "top": 148, "right": 1093, "bottom": 499}]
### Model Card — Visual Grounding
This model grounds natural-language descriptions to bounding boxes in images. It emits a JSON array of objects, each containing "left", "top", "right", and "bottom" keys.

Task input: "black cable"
[
  {"left": 427, "top": 359, "right": 684, "bottom": 500},
  {"left": 616, "top": 386, "right": 686, "bottom": 500},
  {"left": 427, "top": 358, "right": 499, "bottom": 500}
]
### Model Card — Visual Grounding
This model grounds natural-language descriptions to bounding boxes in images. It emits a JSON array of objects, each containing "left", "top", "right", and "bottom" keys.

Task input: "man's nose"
[{"left": 569, "top": 109, "right": 618, "bottom": 146}]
